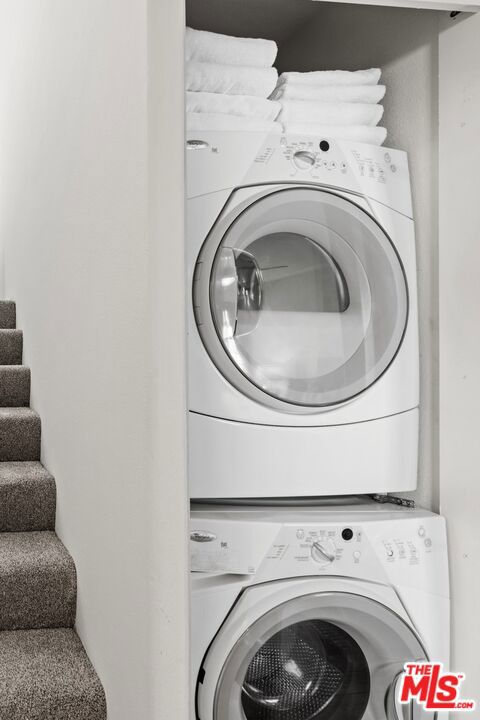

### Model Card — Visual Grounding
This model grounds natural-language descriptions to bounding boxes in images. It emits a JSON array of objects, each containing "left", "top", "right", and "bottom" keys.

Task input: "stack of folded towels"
[
  {"left": 185, "top": 27, "right": 282, "bottom": 133},
  {"left": 271, "top": 68, "right": 387, "bottom": 146}
]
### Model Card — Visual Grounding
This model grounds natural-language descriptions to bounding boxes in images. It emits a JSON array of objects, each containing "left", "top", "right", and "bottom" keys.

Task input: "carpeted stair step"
[
  {"left": 0, "top": 531, "right": 76, "bottom": 631},
  {"left": 0, "top": 367, "right": 30, "bottom": 407},
  {"left": 0, "top": 627, "right": 107, "bottom": 720},
  {"left": 0, "top": 408, "right": 41, "bottom": 462},
  {"left": 0, "top": 330, "right": 22, "bottom": 365},
  {"left": 0, "top": 462, "right": 56, "bottom": 532},
  {"left": 0, "top": 302, "right": 16, "bottom": 330}
]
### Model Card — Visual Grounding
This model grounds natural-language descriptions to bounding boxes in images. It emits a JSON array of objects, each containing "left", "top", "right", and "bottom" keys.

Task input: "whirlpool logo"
[
  {"left": 399, "top": 663, "right": 475, "bottom": 711},
  {"left": 190, "top": 530, "right": 217, "bottom": 543}
]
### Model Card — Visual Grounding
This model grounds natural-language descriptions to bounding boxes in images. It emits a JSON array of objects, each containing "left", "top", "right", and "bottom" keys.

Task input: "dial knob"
[
  {"left": 311, "top": 539, "right": 336, "bottom": 565},
  {"left": 293, "top": 150, "right": 316, "bottom": 170}
]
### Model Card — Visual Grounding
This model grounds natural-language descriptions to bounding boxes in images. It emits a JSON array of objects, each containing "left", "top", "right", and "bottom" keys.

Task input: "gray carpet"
[
  {"left": 0, "top": 330, "right": 23, "bottom": 365},
  {"left": 0, "top": 531, "right": 76, "bottom": 631},
  {"left": 0, "top": 366, "right": 31, "bottom": 407},
  {"left": 0, "top": 629, "right": 107, "bottom": 720},
  {"left": 0, "top": 407, "right": 41, "bottom": 462},
  {"left": 0, "top": 462, "right": 56, "bottom": 532},
  {"left": 0, "top": 301, "right": 16, "bottom": 330},
  {"left": 0, "top": 302, "right": 106, "bottom": 717}
]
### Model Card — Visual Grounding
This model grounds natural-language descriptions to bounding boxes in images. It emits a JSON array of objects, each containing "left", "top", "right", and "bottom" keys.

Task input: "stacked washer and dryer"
[{"left": 186, "top": 131, "right": 449, "bottom": 720}]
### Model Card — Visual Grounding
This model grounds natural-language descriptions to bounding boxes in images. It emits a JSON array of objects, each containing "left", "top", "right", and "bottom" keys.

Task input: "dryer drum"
[{"left": 241, "top": 620, "right": 370, "bottom": 720}]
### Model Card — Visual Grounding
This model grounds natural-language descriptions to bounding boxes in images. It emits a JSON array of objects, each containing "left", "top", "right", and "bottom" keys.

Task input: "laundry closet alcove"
[{"left": 185, "top": 0, "right": 480, "bottom": 710}]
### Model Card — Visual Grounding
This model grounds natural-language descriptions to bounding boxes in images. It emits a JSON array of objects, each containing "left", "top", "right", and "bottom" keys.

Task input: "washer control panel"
[
  {"left": 190, "top": 512, "right": 448, "bottom": 596},
  {"left": 265, "top": 524, "right": 365, "bottom": 572}
]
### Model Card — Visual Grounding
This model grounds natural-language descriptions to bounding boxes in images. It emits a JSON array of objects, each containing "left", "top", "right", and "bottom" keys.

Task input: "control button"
[
  {"left": 311, "top": 540, "right": 335, "bottom": 564},
  {"left": 330, "top": 161, "right": 338, "bottom": 170},
  {"left": 386, "top": 548, "right": 394, "bottom": 558},
  {"left": 425, "top": 538, "right": 432, "bottom": 548},
  {"left": 340, "top": 162, "right": 347, "bottom": 172},
  {"left": 418, "top": 526, "right": 426, "bottom": 537},
  {"left": 342, "top": 528, "right": 354, "bottom": 542},
  {"left": 296, "top": 529, "right": 305, "bottom": 540},
  {"left": 186, "top": 139, "right": 210, "bottom": 150},
  {"left": 384, "top": 152, "right": 391, "bottom": 163},
  {"left": 390, "top": 164, "right": 397, "bottom": 173},
  {"left": 292, "top": 150, "right": 316, "bottom": 170},
  {"left": 353, "top": 551, "right": 361, "bottom": 561},
  {"left": 319, "top": 140, "right": 330, "bottom": 152}
]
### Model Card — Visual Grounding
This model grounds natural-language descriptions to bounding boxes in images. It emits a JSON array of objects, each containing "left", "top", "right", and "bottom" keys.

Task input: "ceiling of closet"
[{"left": 186, "top": 0, "right": 319, "bottom": 46}]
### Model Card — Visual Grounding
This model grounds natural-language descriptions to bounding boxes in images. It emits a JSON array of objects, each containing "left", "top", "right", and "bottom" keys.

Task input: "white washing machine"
[
  {"left": 190, "top": 501, "right": 449, "bottom": 720},
  {"left": 187, "top": 131, "right": 419, "bottom": 499}
]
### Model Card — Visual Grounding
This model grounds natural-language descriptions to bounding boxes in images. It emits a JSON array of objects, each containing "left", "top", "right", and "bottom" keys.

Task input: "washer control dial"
[
  {"left": 292, "top": 150, "right": 316, "bottom": 170},
  {"left": 311, "top": 539, "right": 336, "bottom": 565}
]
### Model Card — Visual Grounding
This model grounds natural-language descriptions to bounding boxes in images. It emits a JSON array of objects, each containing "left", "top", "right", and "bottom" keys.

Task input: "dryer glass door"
[
  {"left": 195, "top": 186, "right": 408, "bottom": 409},
  {"left": 211, "top": 592, "right": 427, "bottom": 720}
]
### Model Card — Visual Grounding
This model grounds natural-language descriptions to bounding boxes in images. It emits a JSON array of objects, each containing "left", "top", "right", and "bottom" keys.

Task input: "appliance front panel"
[
  {"left": 188, "top": 192, "right": 418, "bottom": 427},
  {"left": 188, "top": 407, "right": 419, "bottom": 499}
]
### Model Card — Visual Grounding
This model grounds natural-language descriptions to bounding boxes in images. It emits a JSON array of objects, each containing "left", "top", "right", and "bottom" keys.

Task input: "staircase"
[{"left": 0, "top": 301, "right": 107, "bottom": 720}]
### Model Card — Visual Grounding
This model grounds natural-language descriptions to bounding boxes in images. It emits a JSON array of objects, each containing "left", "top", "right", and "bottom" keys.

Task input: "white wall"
[
  {"left": 439, "top": 11, "right": 480, "bottom": 707},
  {"left": 280, "top": 3, "right": 440, "bottom": 510},
  {"left": 0, "top": 2, "right": 188, "bottom": 719}
]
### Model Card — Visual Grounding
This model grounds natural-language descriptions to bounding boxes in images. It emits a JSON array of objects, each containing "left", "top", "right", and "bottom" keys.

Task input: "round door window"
[
  {"left": 241, "top": 619, "right": 370, "bottom": 720},
  {"left": 206, "top": 591, "right": 428, "bottom": 720},
  {"left": 194, "top": 187, "right": 408, "bottom": 409}
]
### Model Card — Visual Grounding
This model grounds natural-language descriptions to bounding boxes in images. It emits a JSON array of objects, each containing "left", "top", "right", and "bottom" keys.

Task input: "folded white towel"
[
  {"left": 186, "top": 27, "right": 277, "bottom": 68},
  {"left": 186, "top": 91, "right": 281, "bottom": 121},
  {"left": 281, "top": 124, "right": 387, "bottom": 146},
  {"left": 187, "top": 112, "right": 283, "bottom": 134},
  {"left": 278, "top": 101, "right": 383, "bottom": 127},
  {"left": 186, "top": 61, "right": 278, "bottom": 97},
  {"left": 278, "top": 68, "right": 381, "bottom": 87},
  {"left": 271, "top": 84, "right": 386, "bottom": 104}
]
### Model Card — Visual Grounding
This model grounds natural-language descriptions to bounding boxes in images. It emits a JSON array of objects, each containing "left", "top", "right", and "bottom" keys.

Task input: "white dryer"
[
  {"left": 187, "top": 131, "right": 419, "bottom": 499},
  {"left": 190, "top": 501, "right": 449, "bottom": 720}
]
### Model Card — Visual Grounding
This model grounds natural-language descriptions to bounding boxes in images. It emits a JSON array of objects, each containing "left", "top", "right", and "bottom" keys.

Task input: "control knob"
[
  {"left": 311, "top": 538, "right": 336, "bottom": 565},
  {"left": 292, "top": 150, "right": 316, "bottom": 170}
]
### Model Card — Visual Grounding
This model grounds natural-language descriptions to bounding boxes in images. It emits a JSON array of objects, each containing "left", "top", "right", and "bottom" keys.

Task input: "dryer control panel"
[
  {"left": 280, "top": 139, "right": 395, "bottom": 187},
  {"left": 186, "top": 130, "right": 413, "bottom": 218}
]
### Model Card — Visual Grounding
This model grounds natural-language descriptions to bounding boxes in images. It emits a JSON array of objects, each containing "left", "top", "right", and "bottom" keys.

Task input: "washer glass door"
[
  {"left": 194, "top": 187, "right": 408, "bottom": 409},
  {"left": 209, "top": 592, "right": 427, "bottom": 720}
]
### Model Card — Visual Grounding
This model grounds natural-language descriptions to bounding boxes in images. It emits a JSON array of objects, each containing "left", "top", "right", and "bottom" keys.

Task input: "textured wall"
[{"left": 0, "top": 1, "right": 188, "bottom": 718}]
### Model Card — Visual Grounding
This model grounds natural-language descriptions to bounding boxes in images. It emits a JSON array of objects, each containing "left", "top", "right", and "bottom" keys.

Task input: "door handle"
[{"left": 213, "top": 247, "right": 239, "bottom": 340}]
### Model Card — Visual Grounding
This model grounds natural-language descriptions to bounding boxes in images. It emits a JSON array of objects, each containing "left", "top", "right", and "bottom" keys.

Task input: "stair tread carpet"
[
  {"left": 0, "top": 531, "right": 76, "bottom": 631},
  {"left": 0, "top": 366, "right": 31, "bottom": 407},
  {"left": 0, "top": 301, "right": 106, "bottom": 717},
  {"left": 0, "top": 461, "right": 56, "bottom": 532},
  {"left": 0, "top": 407, "right": 41, "bottom": 462},
  {"left": 0, "top": 627, "right": 107, "bottom": 720},
  {"left": 0, "top": 302, "right": 16, "bottom": 330},
  {"left": 0, "top": 329, "right": 23, "bottom": 365}
]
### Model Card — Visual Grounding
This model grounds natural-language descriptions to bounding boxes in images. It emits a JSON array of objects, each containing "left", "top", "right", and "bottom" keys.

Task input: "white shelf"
[{"left": 312, "top": 0, "right": 479, "bottom": 12}]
